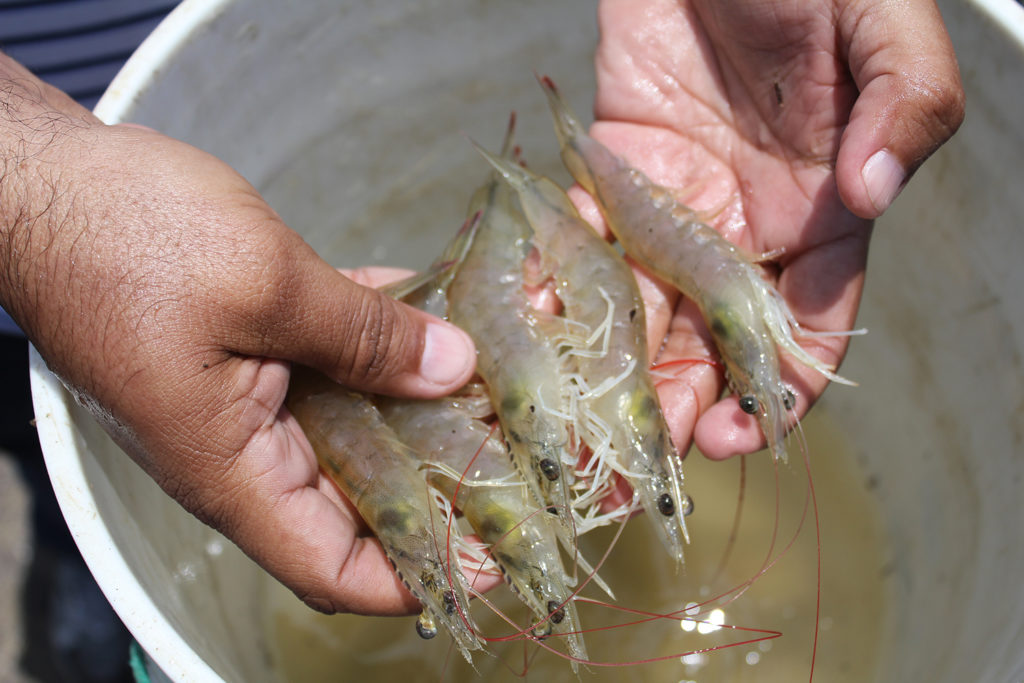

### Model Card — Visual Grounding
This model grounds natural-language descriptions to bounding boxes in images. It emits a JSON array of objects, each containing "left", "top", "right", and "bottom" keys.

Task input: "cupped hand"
[
  {"left": 1, "top": 64, "right": 479, "bottom": 615},
  {"left": 583, "top": 0, "right": 964, "bottom": 459}
]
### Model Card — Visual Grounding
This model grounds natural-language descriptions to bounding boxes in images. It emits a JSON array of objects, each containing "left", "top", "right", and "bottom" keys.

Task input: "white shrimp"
[
  {"left": 472, "top": 142, "right": 692, "bottom": 565},
  {"left": 285, "top": 369, "right": 480, "bottom": 660},
  {"left": 446, "top": 119, "right": 580, "bottom": 540},
  {"left": 537, "top": 75, "right": 859, "bottom": 462}
]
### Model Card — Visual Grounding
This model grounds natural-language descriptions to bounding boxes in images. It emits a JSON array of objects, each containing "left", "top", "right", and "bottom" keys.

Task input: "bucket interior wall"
[{"left": 30, "top": 0, "right": 1024, "bottom": 681}]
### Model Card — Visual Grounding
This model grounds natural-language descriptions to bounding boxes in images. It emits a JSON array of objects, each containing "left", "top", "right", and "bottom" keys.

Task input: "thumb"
[
  {"left": 835, "top": 0, "right": 965, "bottom": 219},
  {"left": 237, "top": 241, "right": 476, "bottom": 397}
]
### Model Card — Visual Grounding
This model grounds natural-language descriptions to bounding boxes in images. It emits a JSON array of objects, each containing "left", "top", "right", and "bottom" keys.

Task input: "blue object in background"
[
  {"left": 0, "top": 0, "right": 179, "bottom": 108},
  {"left": 1, "top": 307, "right": 19, "bottom": 336}
]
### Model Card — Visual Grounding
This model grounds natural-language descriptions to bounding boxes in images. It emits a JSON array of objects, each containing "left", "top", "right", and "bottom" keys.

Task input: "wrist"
[{"left": 1, "top": 55, "right": 105, "bottom": 351}]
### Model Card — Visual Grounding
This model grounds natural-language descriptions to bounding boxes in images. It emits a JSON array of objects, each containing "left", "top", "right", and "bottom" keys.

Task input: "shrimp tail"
[
  {"left": 535, "top": 74, "right": 587, "bottom": 149},
  {"left": 535, "top": 74, "right": 606, "bottom": 197},
  {"left": 470, "top": 139, "right": 526, "bottom": 190},
  {"left": 500, "top": 110, "right": 517, "bottom": 157},
  {"left": 380, "top": 210, "right": 483, "bottom": 317}
]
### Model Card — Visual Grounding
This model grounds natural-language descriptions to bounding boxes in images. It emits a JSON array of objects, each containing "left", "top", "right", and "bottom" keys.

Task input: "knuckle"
[
  {"left": 338, "top": 291, "right": 413, "bottom": 386},
  {"left": 296, "top": 587, "right": 342, "bottom": 615},
  {"left": 937, "top": 81, "right": 966, "bottom": 136},
  {"left": 920, "top": 77, "right": 965, "bottom": 137},
  {"left": 902, "top": 69, "right": 966, "bottom": 158}
]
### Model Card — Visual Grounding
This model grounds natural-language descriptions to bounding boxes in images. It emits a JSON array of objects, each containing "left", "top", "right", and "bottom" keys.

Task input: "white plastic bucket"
[{"left": 30, "top": 0, "right": 1024, "bottom": 681}]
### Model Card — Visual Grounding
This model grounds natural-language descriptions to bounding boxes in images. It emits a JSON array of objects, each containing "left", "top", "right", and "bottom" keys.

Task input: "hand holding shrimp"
[
  {"left": 574, "top": 0, "right": 964, "bottom": 460},
  {"left": 0, "top": 56, "right": 481, "bottom": 621}
]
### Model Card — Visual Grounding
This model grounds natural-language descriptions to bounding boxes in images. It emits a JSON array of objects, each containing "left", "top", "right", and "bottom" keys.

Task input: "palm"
[{"left": 588, "top": 0, "right": 873, "bottom": 458}]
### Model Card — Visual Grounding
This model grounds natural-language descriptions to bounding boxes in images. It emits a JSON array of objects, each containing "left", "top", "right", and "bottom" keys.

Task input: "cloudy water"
[{"left": 265, "top": 408, "right": 887, "bottom": 682}]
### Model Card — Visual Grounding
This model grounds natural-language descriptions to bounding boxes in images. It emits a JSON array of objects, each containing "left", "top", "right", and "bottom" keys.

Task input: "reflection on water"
[{"left": 267, "top": 409, "right": 887, "bottom": 681}]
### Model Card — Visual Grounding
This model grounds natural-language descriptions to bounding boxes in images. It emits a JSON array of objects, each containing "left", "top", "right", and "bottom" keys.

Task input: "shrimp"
[
  {"left": 377, "top": 393, "right": 589, "bottom": 668},
  {"left": 537, "top": 76, "right": 857, "bottom": 463},
  {"left": 284, "top": 368, "right": 480, "bottom": 661},
  {"left": 380, "top": 210, "right": 480, "bottom": 319},
  {"left": 446, "top": 121, "right": 579, "bottom": 542},
  {"left": 471, "top": 143, "right": 693, "bottom": 566},
  {"left": 378, "top": 200, "right": 592, "bottom": 667}
]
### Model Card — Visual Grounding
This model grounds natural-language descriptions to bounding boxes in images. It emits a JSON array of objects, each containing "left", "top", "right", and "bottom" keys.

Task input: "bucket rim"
[{"left": 32, "top": 2, "right": 233, "bottom": 679}]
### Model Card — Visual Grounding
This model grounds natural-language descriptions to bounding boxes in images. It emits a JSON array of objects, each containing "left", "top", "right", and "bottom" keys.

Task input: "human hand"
[
  {"left": 1, "top": 56, "right": 477, "bottom": 615},
  {"left": 580, "top": 0, "right": 964, "bottom": 458}
]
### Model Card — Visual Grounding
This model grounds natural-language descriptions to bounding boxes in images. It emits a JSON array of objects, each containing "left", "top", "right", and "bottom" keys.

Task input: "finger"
[
  {"left": 567, "top": 183, "right": 610, "bottom": 240},
  {"left": 598, "top": 473, "right": 638, "bottom": 514},
  {"left": 835, "top": 0, "right": 965, "bottom": 218},
  {"left": 650, "top": 297, "right": 725, "bottom": 456},
  {"left": 228, "top": 236, "right": 476, "bottom": 398},
  {"left": 153, "top": 357, "right": 423, "bottom": 615},
  {"left": 340, "top": 266, "right": 419, "bottom": 289}
]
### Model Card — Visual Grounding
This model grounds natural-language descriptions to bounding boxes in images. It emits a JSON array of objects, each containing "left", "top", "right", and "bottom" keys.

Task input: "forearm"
[
  {"left": 0, "top": 52, "right": 198, "bottom": 426},
  {"left": 1, "top": 53, "right": 103, "bottom": 343}
]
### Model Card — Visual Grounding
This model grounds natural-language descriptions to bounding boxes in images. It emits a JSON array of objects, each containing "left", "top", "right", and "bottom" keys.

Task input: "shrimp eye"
[
  {"left": 547, "top": 600, "right": 566, "bottom": 624},
  {"left": 539, "top": 458, "right": 560, "bottom": 481},
  {"left": 657, "top": 493, "right": 675, "bottom": 516},
  {"left": 416, "top": 613, "right": 438, "bottom": 640},
  {"left": 681, "top": 494, "right": 695, "bottom": 517},
  {"left": 783, "top": 389, "right": 797, "bottom": 411},
  {"left": 739, "top": 395, "right": 759, "bottom": 414}
]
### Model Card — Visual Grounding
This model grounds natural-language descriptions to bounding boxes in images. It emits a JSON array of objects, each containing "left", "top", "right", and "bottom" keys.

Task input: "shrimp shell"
[
  {"left": 285, "top": 369, "right": 480, "bottom": 660},
  {"left": 378, "top": 394, "right": 589, "bottom": 668},
  {"left": 538, "top": 75, "right": 856, "bottom": 462},
  {"left": 472, "top": 143, "right": 692, "bottom": 565},
  {"left": 446, "top": 123, "right": 580, "bottom": 541}
]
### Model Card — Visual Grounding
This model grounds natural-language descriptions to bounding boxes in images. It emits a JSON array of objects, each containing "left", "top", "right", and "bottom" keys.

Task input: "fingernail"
[
  {"left": 861, "top": 149, "right": 905, "bottom": 214},
  {"left": 420, "top": 322, "right": 475, "bottom": 387}
]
